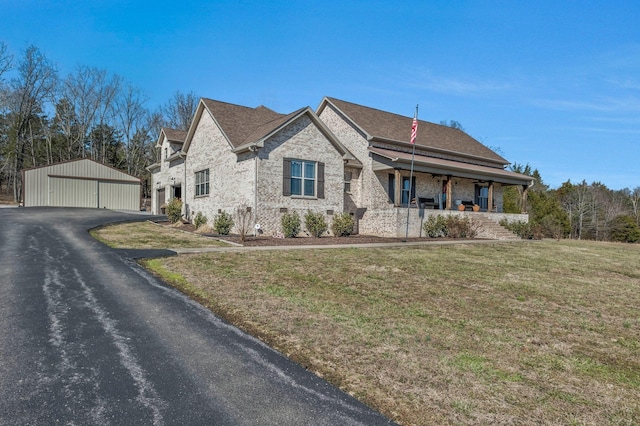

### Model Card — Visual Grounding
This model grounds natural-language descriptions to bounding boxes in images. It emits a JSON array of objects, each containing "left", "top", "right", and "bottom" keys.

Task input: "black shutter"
[
  {"left": 283, "top": 158, "right": 291, "bottom": 196},
  {"left": 411, "top": 176, "right": 416, "bottom": 201},
  {"left": 317, "top": 162, "right": 325, "bottom": 199},
  {"left": 388, "top": 174, "right": 395, "bottom": 203}
]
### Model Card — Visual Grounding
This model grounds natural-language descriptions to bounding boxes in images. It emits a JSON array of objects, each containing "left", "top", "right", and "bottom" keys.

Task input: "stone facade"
[
  {"left": 257, "top": 115, "right": 344, "bottom": 235},
  {"left": 185, "top": 111, "right": 254, "bottom": 222},
  {"left": 317, "top": 98, "right": 528, "bottom": 237},
  {"left": 150, "top": 134, "right": 185, "bottom": 215},
  {"left": 184, "top": 109, "right": 344, "bottom": 236}
]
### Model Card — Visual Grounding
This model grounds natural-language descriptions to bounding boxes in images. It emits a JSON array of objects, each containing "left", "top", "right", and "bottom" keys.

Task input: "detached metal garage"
[{"left": 22, "top": 159, "right": 141, "bottom": 210}]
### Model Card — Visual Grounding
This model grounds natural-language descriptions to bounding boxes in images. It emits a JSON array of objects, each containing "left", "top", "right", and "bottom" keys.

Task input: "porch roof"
[{"left": 369, "top": 147, "right": 534, "bottom": 186}]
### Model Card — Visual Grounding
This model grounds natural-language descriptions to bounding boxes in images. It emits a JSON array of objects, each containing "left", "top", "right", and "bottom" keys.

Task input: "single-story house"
[
  {"left": 148, "top": 96, "right": 532, "bottom": 237},
  {"left": 22, "top": 158, "right": 141, "bottom": 210},
  {"left": 316, "top": 97, "right": 533, "bottom": 236},
  {"left": 149, "top": 98, "right": 359, "bottom": 234}
]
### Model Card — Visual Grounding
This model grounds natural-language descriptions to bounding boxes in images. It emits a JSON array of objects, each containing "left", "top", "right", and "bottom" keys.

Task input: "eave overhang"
[{"left": 370, "top": 147, "right": 533, "bottom": 187}]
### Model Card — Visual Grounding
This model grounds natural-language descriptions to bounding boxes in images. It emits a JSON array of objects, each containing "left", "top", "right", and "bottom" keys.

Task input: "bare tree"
[
  {"left": 3, "top": 45, "right": 57, "bottom": 201},
  {"left": 630, "top": 187, "right": 640, "bottom": 225},
  {"left": 0, "top": 41, "right": 12, "bottom": 82},
  {"left": 161, "top": 90, "right": 199, "bottom": 130},
  {"left": 114, "top": 83, "right": 148, "bottom": 174},
  {"left": 59, "top": 66, "right": 121, "bottom": 160}
]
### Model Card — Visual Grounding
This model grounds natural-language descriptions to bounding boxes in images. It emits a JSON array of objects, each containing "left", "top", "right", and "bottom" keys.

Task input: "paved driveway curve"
[{"left": 0, "top": 208, "right": 395, "bottom": 425}]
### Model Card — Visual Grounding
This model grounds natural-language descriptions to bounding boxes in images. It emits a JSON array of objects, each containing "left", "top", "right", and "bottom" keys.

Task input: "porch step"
[{"left": 471, "top": 214, "right": 520, "bottom": 240}]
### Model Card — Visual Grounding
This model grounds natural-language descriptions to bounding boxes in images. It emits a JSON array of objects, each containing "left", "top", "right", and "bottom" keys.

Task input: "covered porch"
[{"left": 370, "top": 147, "right": 533, "bottom": 214}]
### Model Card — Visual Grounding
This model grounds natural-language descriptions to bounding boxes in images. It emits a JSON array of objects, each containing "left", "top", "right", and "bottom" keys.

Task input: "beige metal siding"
[
  {"left": 98, "top": 181, "right": 140, "bottom": 210},
  {"left": 49, "top": 177, "right": 97, "bottom": 208},
  {"left": 23, "top": 159, "right": 141, "bottom": 210}
]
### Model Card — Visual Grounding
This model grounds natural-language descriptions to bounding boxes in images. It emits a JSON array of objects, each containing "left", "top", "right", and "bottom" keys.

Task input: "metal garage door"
[
  {"left": 49, "top": 177, "right": 97, "bottom": 208},
  {"left": 98, "top": 181, "right": 140, "bottom": 210}
]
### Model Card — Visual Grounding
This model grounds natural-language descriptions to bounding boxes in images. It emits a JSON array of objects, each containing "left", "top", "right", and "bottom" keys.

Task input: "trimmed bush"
[
  {"left": 423, "top": 214, "right": 482, "bottom": 239},
  {"left": 193, "top": 211, "right": 207, "bottom": 230},
  {"left": 423, "top": 215, "right": 447, "bottom": 238},
  {"left": 281, "top": 211, "right": 301, "bottom": 238},
  {"left": 331, "top": 212, "right": 355, "bottom": 237},
  {"left": 166, "top": 198, "right": 182, "bottom": 224},
  {"left": 305, "top": 211, "right": 328, "bottom": 238},
  {"left": 213, "top": 211, "right": 234, "bottom": 235}
]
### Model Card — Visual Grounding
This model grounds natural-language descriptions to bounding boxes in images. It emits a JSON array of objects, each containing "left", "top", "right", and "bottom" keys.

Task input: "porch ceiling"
[{"left": 369, "top": 147, "right": 534, "bottom": 186}]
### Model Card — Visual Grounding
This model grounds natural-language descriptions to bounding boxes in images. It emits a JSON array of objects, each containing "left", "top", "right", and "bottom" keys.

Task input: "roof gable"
[
  {"left": 318, "top": 97, "right": 508, "bottom": 166},
  {"left": 155, "top": 127, "right": 186, "bottom": 148},
  {"left": 183, "top": 99, "right": 358, "bottom": 165},
  {"left": 183, "top": 98, "right": 286, "bottom": 152}
]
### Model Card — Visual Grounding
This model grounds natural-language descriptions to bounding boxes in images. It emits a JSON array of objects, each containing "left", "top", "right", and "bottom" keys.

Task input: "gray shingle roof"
[{"left": 323, "top": 97, "right": 508, "bottom": 166}]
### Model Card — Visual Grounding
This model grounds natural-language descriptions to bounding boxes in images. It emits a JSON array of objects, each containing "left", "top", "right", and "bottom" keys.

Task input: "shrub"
[
  {"left": 193, "top": 211, "right": 207, "bottom": 230},
  {"left": 500, "top": 219, "right": 535, "bottom": 239},
  {"left": 423, "top": 215, "right": 447, "bottom": 238},
  {"left": 305, "top": 211, "right": 328, "bottom": 238},
  {"left": 166, "top": 198, "right": 182, "bottom": 224},
  {"left": 213, "top": 211, "right": 234, "bottom": 235},
  {"left": 281, "top": 211, "right": 301, "bottom": 238},
  {"left": 331, "top": 212, "right": 355, "bottom": 237}
]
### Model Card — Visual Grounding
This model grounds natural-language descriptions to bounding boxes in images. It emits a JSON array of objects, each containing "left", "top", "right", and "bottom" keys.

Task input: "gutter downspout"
[{"left": 250, "top": 145, "right": 259, "bottom": 236}]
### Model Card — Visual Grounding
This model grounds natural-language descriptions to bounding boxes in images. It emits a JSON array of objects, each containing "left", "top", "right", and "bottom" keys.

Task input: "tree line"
[
  {"left": 0, "top": 42, "right": 198, "bottom": 203},
  {"left": 3, "top": 42, "right": 639, "bottom": 242},
  {"left": 503, "top": 164, "right": 640, "bottom": 243}
]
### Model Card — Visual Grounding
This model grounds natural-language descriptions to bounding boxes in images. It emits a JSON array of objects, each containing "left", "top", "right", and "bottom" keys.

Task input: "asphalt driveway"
[{"left": 0, "top": 207, "right": 395, "bottom": 425}]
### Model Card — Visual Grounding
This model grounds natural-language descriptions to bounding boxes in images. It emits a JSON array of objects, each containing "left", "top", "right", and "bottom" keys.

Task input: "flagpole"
[{"left": 405, "top": 104, "right": 418, "bottom": 240}]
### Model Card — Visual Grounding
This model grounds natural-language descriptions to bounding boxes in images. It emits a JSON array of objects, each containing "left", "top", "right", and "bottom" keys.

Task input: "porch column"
[
  {"left": 487, "top": 182, "right": 494, "bottom": 212},
  {"left": 521, "top": 185, "right": 528, "bottom": 214},
  {"left": 394, "top": 169, "right": 402, "bottom": 207},
  {"left": 445, "top": 177, "right": 452, "bottom": 210}
]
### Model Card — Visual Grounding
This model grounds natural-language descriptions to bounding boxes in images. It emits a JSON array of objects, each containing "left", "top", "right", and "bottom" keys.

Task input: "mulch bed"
[{"left": 156, "top": 221, "right": 433, "bottom": 246}]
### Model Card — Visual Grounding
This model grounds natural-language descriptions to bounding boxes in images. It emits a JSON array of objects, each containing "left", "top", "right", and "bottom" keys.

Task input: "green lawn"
[
  {"left": 96, "top": 223, "right": 640, "bottom": 425},
  {"left": 91, "top": 221, "right": 228, "bottom": 249}
]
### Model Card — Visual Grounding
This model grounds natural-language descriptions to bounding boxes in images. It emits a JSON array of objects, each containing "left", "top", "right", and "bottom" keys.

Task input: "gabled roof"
[
  {"left": 201, "top": 99, "right": 285, "bottom": 148},
  {"left": 183, "top": 98, "right": 360, "bottom": 165},
  {"left": 155, "top": 128, "right": 187, "bottom": 148},
  {"left": 317, "top": 97, "right": 508, "bottom": 167},
  {"left": 183, "top": 99, "right": 284, "bottom": 152}
]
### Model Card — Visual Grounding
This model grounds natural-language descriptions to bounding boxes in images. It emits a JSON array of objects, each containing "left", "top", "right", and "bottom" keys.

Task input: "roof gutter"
[{"left": 369, "top": 136, "right": 508, "bottom": 167}]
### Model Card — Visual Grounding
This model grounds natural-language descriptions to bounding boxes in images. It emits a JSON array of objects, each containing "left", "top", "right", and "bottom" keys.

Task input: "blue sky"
[{"left": 2, "top": 0, "right": 639, "bottom": 189}]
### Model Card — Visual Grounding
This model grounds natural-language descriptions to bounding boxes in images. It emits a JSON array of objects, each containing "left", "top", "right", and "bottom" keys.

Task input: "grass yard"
[
  {"left": 97, "top": 223, "right": 640, "bottom": 425},
  {"left": 91, "top": 221, "right": 228, "bottom": 249}
]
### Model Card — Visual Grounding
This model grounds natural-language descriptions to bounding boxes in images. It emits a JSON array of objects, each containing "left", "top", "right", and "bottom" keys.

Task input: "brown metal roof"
[
  {"left": 369, "top": 147, "right": 532, "bottom": 186},
  {"left": 323, "top": 97, "right": 508, "bottom": 165}
]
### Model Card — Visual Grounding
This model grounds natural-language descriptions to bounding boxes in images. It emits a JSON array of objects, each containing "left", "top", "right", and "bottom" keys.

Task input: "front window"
[
  {"left": 195, "top": 169, "right": 209, "bottom": 197},
  {"left": 291, "top": 160, "right": 316, "bottom": 196}
]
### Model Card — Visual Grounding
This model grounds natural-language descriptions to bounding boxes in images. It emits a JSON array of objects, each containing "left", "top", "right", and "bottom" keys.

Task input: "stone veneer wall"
[
  {"left": 257, "top": 114, "right": 344, "bottom": 236},
  {"left": 150, "top": 135, "right": 184, "bottom": 215},
  {"left": 185, "top": 111, "right": 254, "bottom": 223},
  {"left": 360, "top": 208, "right": 529, "bottom": 238},
  {"left": 185, "top": 111, "right": 343, "bottom": 236}
]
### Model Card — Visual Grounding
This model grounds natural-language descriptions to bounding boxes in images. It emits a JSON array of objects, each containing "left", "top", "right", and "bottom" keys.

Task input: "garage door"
[
  {"left": 98, "top": 181, "right": 140, "bottom": 210},
  {"left": 49, "top": 177, "right": 97, "bottom": 208}
]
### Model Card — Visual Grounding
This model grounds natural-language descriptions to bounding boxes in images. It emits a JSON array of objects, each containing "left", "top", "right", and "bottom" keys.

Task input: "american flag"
[{"left": 410, "top": 117, "right": 418, "bottom": 144}]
